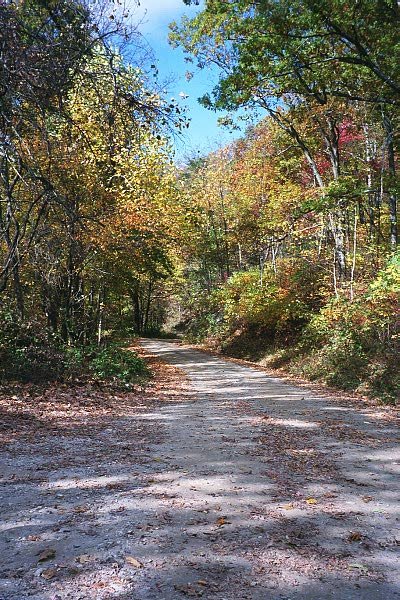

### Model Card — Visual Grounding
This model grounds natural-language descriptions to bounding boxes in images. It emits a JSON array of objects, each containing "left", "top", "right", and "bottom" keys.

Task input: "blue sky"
[{"left": 126, "top": 0, "right": 246, "bottom": 162}]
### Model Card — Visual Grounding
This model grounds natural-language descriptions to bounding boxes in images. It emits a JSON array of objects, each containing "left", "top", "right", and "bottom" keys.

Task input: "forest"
[
  {"left": 1, "top": 3, "right": 400, "bottom": 599},
  {"left": 0, "top": 0, "right": 399, "bottom": 402}
]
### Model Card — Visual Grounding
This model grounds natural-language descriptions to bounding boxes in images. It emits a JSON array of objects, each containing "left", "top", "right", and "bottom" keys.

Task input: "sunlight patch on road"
[
  {"left": 269, "top": 418, "right": 319, "bottom": 429},
  {"left": 42, "top": 475, "right": 131, "bottom": 490}
]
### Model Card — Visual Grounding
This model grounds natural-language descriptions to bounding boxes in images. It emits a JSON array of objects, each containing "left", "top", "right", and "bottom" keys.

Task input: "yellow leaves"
[
  {"left": 278, "top": 498, "right": 318, "bottom": 510},
  {"left": 55, "top": 65, "right": 180, "bottom": 284}
]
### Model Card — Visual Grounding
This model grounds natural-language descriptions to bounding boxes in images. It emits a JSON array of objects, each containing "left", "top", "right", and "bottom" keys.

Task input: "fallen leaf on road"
[
  {"left": 41, "top": 567, "right": 57, "bottom": 580},
  {"left": 125, "top": 556, "right": 143, "bottom": 568},
  {"left": 216, "top": 516, "right": 230, "bottom": 527},
  {"left": 348, "top": 531, "right": 362, "bottom": 542},
  {"left": 73, "top": 505, "right": 89, "bottom": 513},
  {"left": 174, "top": 583, "right": 203, "bottom": 597},
  {"left": 76, "top": 554, "right": 94, "bottom": 564},
  {"left": 306, "top": 498, "right": 317, "bottom": 505},
  {"left": 37, "top": 548, "right": 56, "bottom": 562},
  {"left": 106, "top": 482, "right": 122, "bottom": 490}
]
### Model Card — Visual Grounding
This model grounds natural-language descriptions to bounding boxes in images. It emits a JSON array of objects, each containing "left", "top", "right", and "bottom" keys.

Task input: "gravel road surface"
[{"left": 1, "top": 338, "right": 399, "bottom": 600}]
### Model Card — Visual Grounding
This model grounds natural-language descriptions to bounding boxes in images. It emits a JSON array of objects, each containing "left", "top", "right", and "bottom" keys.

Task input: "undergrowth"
[
  {"left": 183, "top": 254, "right": 399, "bottom": 403},
  {"left": 0, "top": 316, "right": 148, "bottom": 386}
]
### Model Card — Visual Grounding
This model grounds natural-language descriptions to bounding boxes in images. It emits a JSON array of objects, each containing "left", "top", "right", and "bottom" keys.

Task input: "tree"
[
  {"left": 0, "top": 0, "right": 129, "bottom": 315},
  {"left": 171, "top": 0, "right": 398, "bottom": 263},
  {"left": 0, "top": 1, "right": 185, "bottom": 343}
]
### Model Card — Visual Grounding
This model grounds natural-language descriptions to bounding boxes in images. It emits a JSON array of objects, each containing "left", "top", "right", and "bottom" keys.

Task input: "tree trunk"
[
  {"left": 131, "top": 284, "right": 142, "bottom": 334},
  {"left": 12, "top": 253, "right": 24, "bottom": 319},
  {"left": 143, "top": 280, "right": 153, "bottom": 332},
  {"left": 383, "top": 113, "right": 398, "bottom": 250}
]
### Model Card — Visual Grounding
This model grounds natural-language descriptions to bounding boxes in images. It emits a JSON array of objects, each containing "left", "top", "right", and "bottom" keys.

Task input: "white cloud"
[
  {"left": 124, "top": 0, "right": 201, "bottom": 39},
  {"left": 125, "top": 0, "right": 197, "bottom": 24},
  {"left": 138, "top": 0, "right": 189, "bottom": 15}
]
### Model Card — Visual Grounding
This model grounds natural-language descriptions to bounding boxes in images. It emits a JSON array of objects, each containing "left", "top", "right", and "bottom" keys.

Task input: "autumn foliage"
[{"left": 0, "top": 0, "right": 398, "bottom": 401}]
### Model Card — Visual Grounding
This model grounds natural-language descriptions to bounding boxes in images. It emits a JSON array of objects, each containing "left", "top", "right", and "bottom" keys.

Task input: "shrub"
[
  {"left": 0, "top": 311, "right": 67, "bottom": 383},
  {"left": 216, "top": 263, "right": 316, "bottom": 337},
  {"left": 295, "top": 255, "right": 399, "bottom": 401},
  {"left": 88, "top": 345, "right": 148, "bottom": 383},
  {"left": 0, "top": 309, "right": 148, "bottom": 384}
]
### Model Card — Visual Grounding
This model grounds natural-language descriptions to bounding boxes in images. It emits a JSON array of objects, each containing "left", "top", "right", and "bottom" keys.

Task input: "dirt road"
[{"left": 1, "top": 339, "right": 399, "bottom": 599}]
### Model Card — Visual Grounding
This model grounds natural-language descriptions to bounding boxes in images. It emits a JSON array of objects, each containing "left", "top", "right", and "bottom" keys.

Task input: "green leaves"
[
  {"left": 89, "top": 346, "right": 148, "bottom": 383},
  {"left": 171, "top": 0, "right": 400, "bottom": 112}
]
